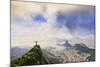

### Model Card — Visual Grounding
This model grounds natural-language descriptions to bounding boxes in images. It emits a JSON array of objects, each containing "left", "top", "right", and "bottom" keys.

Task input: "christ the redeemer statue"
[
  {"left": 35, "top": 41, "right": 38, "bottom": 46},
  {"left": 34, "top": 41, "right": 40, "bottom": 49}
]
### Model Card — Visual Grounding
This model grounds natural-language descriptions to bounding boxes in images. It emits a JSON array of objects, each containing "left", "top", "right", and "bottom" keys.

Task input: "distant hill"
[
  {"left": 11, "top": 47, "right": 28, "bottom": 60},
  {"left": 11, "top": 40, "right": 95, "bottom": 67},
  {"left": 74, "top": 43, "right": 95, "bottom": 61}
]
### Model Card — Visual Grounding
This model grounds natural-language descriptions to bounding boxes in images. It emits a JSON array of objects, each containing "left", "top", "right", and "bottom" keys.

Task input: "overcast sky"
[{"left": 11, "top": 1, "right": 95, "bottom": 49}]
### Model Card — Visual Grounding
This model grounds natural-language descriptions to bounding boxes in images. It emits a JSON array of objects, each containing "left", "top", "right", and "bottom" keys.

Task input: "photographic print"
[{"left": 11, "top": 0, "right": 95, "bottom": 67}]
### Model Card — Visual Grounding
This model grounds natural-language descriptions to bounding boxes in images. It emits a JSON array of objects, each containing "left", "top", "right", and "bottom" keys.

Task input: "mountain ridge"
[{"left": 11, "top": 41, "right": 95, "bottom": 67}]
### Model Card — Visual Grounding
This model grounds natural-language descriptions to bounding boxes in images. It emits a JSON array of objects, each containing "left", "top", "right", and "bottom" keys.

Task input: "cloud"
[
  {"left": 11, "top": 1, "right": 93, "bottom": 17},
  {"left": 31, "top": 14, "right": 47, "bottom": 23},
  {"left": 56, "top": 7, "right": 95, "bottom": 36},
  {"left": 11, "top": 1, "right": 95, "bottom": 49}
]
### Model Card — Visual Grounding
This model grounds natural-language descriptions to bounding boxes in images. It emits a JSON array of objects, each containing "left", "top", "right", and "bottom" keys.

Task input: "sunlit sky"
[{"left": 11, "top": 1, "right": 95, "bottom": 49}]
